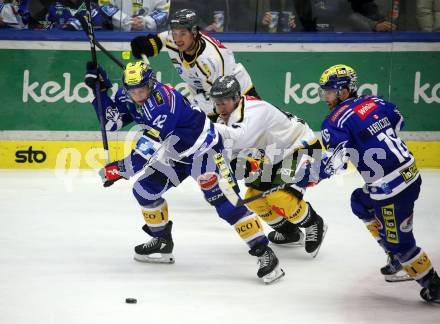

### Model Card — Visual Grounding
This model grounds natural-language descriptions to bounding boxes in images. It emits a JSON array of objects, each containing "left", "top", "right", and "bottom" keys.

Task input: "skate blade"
[
  {"left": 309, "top": 223, "right": 328, "bottom": 258},
  {"left": 270, "top": 232, "right": 305, "bottom": 247},
  {"left": 384, "top": 271, "right": 413, "bottom": 282},
  {"left": 271, "top": 240, "right": 304, "bottom": 247},
  {"left": 262, "top": 265, "right": 285, "bottom": 284},
  {"left": 134, "top": 253, "right": 175, "bottom": 264}
]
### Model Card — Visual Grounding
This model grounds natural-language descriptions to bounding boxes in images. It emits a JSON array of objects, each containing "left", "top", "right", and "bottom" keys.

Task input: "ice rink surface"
[{"left": 0, "top": 169, "right": 439, "bottom": 324}]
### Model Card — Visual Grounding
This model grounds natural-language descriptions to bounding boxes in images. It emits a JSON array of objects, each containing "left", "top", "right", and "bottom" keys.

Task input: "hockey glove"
[
  {"left": 130, "top": 34, "right": 162, "bottom": 58},
  {"left": 84, "top": 62, "right": 112, "bottom": 94},
  {"left": 292, "top": 155, "right": 321, "bottom": 189},
  {"left": 99, "top": 161, "right": 128, "bottom": 187}
]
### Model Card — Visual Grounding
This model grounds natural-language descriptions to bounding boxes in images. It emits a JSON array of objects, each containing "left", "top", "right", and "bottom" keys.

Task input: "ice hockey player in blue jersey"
[
  {"left": 315, "top": 64, "right": 439, "bottom": 303},
  {"left": 83, "top": 60, "right": 284, "bottom": 284}
]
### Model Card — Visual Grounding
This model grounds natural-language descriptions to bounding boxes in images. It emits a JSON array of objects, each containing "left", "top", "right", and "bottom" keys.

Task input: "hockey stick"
[
  {"left": 75, "top": 0, "right": 110, "bottom": 163},
  {"left": 77, "top": 9, "right": 151, "bottom": 71},
  {"left": 75, "top": 14, "right": 125, "bottom": 70},
  {"left": 213, "top": 153, "right": 303, "bottom": 207}
]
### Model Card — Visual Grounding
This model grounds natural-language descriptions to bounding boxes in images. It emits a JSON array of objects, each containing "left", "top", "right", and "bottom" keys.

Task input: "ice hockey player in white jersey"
[
  {"left": 130, "top": 8, "right": 258, "bottom": 120},
  {"left": 210, "top": 75, "right": 328, "bottom": 258}
]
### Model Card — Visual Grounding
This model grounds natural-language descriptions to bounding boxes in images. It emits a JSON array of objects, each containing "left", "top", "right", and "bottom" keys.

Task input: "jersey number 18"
[{"left": 377, "top": 128, "right": 410, "bottom": 163}]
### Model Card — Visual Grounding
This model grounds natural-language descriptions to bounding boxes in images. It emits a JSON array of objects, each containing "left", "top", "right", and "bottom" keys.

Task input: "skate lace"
[
  {"left": 143, "top": 237, "right": 159, "bottom": 249},
  {"left": 273, "top": 232, "right": 286, "bottom": 241},
  {"left": 258, "top": 251, "right": 271, "bottom": 269},
  {"left": 305, "top": 224, "right": 318, "bottom": 242}
]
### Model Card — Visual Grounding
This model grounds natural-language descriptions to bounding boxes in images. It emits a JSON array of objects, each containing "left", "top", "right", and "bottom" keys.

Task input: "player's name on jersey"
[{"left": 366, "top": 117, "right": 391, "bottom": 136}]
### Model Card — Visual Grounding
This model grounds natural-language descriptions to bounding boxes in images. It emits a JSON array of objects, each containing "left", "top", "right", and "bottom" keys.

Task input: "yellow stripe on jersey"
[
  {"left": 242, "top": 85, "right": 254, "bottom": 96},
  {"left": 195, "top": 61, "right": 213, "bottom": 85},
  {"left": 179, "top": 39, "right": 204, "bottom": 68},
  {"left": 236, "top": 98, "right": 245, "bottom": 123},
  {"left": 201, "top": 34, "right": 225, "bottom": 76}
]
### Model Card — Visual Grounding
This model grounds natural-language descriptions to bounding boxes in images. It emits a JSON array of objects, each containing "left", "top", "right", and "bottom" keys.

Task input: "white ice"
[{"left": 0, "top": 169, "right": 439, "bottom": 324}]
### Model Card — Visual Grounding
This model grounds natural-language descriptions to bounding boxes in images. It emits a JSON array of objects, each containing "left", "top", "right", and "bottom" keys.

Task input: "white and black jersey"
[
  {"left": 214, "top": 96, "right": 317, "bottom": 164},
  {"left": 158, "top": 31, "right": 254, "bottom": 115}
]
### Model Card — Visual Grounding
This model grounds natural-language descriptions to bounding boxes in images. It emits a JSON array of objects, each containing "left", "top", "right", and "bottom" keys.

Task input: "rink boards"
[
  {"left": 0, "top": 136, "right": 439, "bottom": 169},
  {"left": 1, "top": 38, "right": 439, "bottom": 168}
]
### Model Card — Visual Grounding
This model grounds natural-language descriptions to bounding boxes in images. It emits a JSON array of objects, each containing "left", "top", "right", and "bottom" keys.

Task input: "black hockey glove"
[
  {"left": 130, "top": 34, "right": 163, "bottom": 58},
  {"left": 84, "top": 61, "right": 112, "bottom": 94}
]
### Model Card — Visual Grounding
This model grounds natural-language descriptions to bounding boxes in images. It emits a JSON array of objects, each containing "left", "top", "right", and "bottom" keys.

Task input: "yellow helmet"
[
  {"left": 122, "top": 61, "right": 154, "bottom": 90},
  {"left": 319, "top": 64, "right": 358, "bottom": 93}
]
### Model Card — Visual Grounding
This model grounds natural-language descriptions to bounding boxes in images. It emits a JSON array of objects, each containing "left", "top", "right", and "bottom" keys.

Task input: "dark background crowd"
[{"left": 1, "top": 0, "right": 439, "bottom": 32}]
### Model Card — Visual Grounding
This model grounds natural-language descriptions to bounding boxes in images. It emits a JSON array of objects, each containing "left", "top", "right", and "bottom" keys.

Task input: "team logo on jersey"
[
  {"left": 353, "top": 99, "right": 378, "bottom": 120},
  {"left": 152, "top": 90, "right": 164, "bottom": 106},
  {"left": 176, "top": 66, "right": 183, "bottom": 75},
  {"left": 105, "top": 106, "right": 120, "bottom": 122},
  {"left": 400, "top": 162, "right": 418, "bottom": 183},
  {"left": 400, "top": 214, "right": 414, "bottom": 233},
  {"left": 197, "top": 172, "right": 219, "bottom": 190}
]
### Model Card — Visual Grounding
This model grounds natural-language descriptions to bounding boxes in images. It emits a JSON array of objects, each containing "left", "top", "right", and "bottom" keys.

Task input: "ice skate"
[
  {"left": 268, "top": 228, "right": 305, "bottom": 247},
  {"left": 305, "top": 215, "right": 327, "bottom": 258},
  {"left": 134, "top": 221, "right": 175, "bottom": 264},
  {"left": 380, "top": 253, "right": 412, "bottom": 282},
  {"left": 249, "top": 245, "right": 285, "bottom": 284},
  {"left": 420, "top": 272, "right": 440, "bottom": 303}
]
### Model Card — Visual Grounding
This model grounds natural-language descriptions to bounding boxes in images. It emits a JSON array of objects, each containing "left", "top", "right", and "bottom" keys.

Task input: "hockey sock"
[
  {"left": 234, "top": 214, "right": 268, "bottom": 248},
  {"left": 141, "top": 199, "right": 169, "bottom": 236}
]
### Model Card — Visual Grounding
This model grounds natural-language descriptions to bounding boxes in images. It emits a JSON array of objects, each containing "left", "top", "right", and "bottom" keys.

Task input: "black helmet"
[
  {"left": 210, "top": 76, "right": 241, "bottom": 99},
  {"left": 170, "top": 9, "right": 199, "bottom": 31}
]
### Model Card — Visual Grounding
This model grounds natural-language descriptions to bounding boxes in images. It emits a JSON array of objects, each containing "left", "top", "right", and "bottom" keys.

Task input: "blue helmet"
[
  {"left": 122, "top": 61, "right": 155, "bottom": 90},
  {"left": 319, "top": 64, "right": 358, "bottom": 93}
]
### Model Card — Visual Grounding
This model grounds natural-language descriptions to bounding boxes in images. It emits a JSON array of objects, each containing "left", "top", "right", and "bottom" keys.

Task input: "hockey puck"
[{"left": 125, "top": 298, "right": 137, "bottom": 304}]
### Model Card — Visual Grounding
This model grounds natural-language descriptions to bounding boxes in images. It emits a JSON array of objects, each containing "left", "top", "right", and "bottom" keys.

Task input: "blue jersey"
[
  {"left": 320, "top": 95, "right": 419, "bottom": 200},
  {"left": 93, "top": 82, "right": 218, "bottom": 176}
]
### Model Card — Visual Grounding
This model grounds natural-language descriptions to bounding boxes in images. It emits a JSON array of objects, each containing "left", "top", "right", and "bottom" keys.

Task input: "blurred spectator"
[
  {"left": 349, "top": 0, "right": 396, "bottom": 31},
  {"left": 416, "top": 0, "right": 440, "bottom": 31},
  {"left": 46, "top": 1, "right": 105, "bottom": 30},
  {"left": 101, "top": 0, "right": 170, "bottom": 31},
  {"left": 258, "top": 0, "right": 300, "bottom": 32},
  {"left": 18, "top": 0, "right": 84, "bottom": 29},
  {"left": 169, "top": 0, "right": 256, "bottom": 32},
  {"left": 204, "top": 0, "right": 257, "bottom": 32},
  {"left": 0, "top": 0, "right": 26, "bottom": 28},
  {"left": 310, "top": 0, "right": 396, "bottom": 31},
  {"left": 375, "top": 0, "right": 419, "bottom": 31}
]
